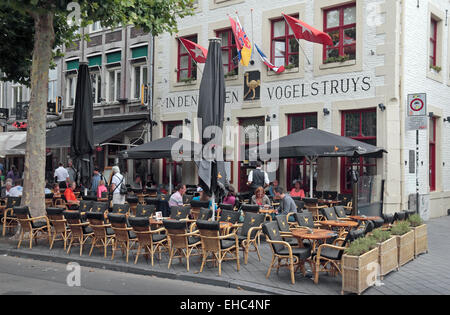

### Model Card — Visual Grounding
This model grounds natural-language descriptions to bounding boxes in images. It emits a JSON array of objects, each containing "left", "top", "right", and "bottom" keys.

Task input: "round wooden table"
[
  {"left": 319, "top": 199, "right": 341, "bottom": 207},
  {"left": 320, "top": 220, "right": 359, "bottom": 236},
  {"left": 348, "top": 215, "right": 382, "bottom": 222},
  {"left": 292, "top": 228, "right": 338, "bottom": 252}
]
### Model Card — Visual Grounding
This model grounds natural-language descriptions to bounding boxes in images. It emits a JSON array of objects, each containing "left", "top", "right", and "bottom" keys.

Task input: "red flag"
[
  {"left": 178, "top": 37, "right": 208, "bottom": 63},
  {"left": 282, "top": 13, "right": 333, "bottom": 46}
]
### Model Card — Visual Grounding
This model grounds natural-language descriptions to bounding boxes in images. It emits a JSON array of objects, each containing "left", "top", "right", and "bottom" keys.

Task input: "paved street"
[
  {"left": 1, "top": 215, "right": 449, "bottom": 295},
  {"left": 0, "top": 255, "right": 257, "bottom": 295}
]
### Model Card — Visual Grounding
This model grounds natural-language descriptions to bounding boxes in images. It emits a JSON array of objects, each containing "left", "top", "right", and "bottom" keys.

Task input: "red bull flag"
[{"left": 229, "top": 16, "right": 252, "bottom": 67}]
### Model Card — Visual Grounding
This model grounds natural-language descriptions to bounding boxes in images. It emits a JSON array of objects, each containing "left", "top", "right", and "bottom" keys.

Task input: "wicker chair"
[
  {"left": 218, "top": 209, "right": 240, "bottom": 224},
  {"left": 321, "top": 207, "right": 339, "bottom": 221},
  {"left": 108, "top": 214, "right": 137, "bottom": 263},
  {"left": 262, "top": 221, "right": 311, "bottom": 284},
  {"left": 1, "top": 196, "right": 21, "bottom": 236},
  {"left": 333, "top": 206, "right": 349, "bottom": 218},
  {"left": 129, "top": 217, "right": 167, "bottom": 265},
  {"left": 135, "top": 204, "right": 156, "bottom": 217},
  {"left": 313, "top": 229, "right": 364, "bottom": 284},
  {"left": 126, "top": 196, "right": 139, "bottom": 216},
  {"left": 111, "top": 204, "right": 130, "bottom": 215},
  {"left": 275, "top": 215, "right": 301, "bottom": 248},
  {"left": 197, "top": 220, "right": 240, "bottom": 276},
  {"left": 189, "top": 200, "right": 210, "bottom": 220},
  {"left": 169, "top": 205, "right": 191, "bottom": 220},
  {"left": 63, "top": 211, "right": 93, "bottom": 256},
  {"left": 79, "top": 200, "right": 94, "bottom": 213},
  {"left": 46, "top": 207, "right": 70, "bottom": 250},
  {"left": 163, "top": 219, "right": 201, "bottom": 271},
  {"left": 229, "top": 212, "right": 265, "bottom": 264},
  {"left": 86, "top": 212, "right": 115, "bottom": 258},
  {"left": 240, "top": 204, "right": 260, "bottom": 213},
  {"left": 14, "top": 206, "right": 50, "bottom": 249},
  {"left": 294, "top": 211, "right": 317, "bottom": 229}
]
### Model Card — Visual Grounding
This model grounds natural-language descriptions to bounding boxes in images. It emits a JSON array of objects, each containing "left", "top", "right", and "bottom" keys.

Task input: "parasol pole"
[
  {"left": 169, "top": 160, "right": 172, "bottom": 195},
  {"left": 307, "top": 156, "right": 318, "bottom": 198}
]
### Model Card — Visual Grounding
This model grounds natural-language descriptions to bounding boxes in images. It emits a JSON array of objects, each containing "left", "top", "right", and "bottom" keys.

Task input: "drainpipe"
[{"left": 399, "top": 0, "right": 406, "bottom": 210}]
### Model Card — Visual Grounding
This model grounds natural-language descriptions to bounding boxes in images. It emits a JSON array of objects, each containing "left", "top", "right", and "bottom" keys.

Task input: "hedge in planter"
[
  {"left": 370, "top": 229, "right": 398, "bottom": 279},
  {"left": 408, "top": 214, "right": 428, "bottom": 257},
  {"left": 391, "top": 221, "right": 414, "bottom": 267},
  {"left": 342, "top": 237, "right": 379, "bottom": 295}
]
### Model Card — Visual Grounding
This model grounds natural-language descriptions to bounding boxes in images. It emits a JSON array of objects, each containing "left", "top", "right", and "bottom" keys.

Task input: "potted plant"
[
  {"left": 408, "top": 214, "right": 428, "bottom": 257},
  {"left": 370, "top": 229, "right": 398, "bottom": 279},
  {"left": 390, "top": 221, "right": 414, "bottom": 267},
  {"left": 342, "top": 236, "right": 379, "bottom": 295},
  {"left": 430, "top": 65, "right": 442, "bottom": 73}
]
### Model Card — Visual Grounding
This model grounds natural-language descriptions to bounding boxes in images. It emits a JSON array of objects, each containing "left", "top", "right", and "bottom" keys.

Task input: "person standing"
[
  {"left": 110, "top": 166, "right": 125, "bottom": 205},
  {"left": 267, "top": 179, "right": 280, "bottom": 198},
  {"left": 7, "top": 165, "right": 20, "bottom": 184},
  {"left": 54, "top": 162, "right": 69, "bottom": 189},
  {"left": 66, "top": 159, "right": 77, "bottom": 184},
  {"left": 90, "top": 167, "right": 101, "bottom": 195},
  {"left": 247, "top": 161, "right": 269, "bottom": 192}
]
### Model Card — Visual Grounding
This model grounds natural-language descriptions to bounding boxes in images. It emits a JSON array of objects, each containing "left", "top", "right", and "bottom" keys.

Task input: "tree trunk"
[{"left": 23, "top": 12, "right": 55, "bottom": 217}]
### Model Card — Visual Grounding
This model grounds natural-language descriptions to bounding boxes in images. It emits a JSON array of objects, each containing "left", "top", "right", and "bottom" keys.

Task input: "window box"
[
  {"left": 430, "top": 65, "right": 441, "bottom": 73},
  {"left": 319, "top": 59, "right": 356, "bottom": 70}
]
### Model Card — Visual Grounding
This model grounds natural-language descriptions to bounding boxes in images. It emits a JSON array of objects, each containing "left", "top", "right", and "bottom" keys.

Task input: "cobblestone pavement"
[{"left": 1, "top": 215, "right": 448, "bottom": 295}]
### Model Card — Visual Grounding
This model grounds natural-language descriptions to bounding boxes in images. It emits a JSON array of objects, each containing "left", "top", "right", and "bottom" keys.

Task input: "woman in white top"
[{"left": 110, "top": 166, "right": 125, "bottom": 205}]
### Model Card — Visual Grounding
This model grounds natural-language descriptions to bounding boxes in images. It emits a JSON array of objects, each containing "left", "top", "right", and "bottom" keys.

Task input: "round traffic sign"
[{"left": 410, "top": 98, "right": 424, "bottom": 112}]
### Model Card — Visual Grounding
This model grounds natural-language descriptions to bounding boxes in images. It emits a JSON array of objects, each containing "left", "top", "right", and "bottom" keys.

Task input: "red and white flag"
[
  {"left": 178, "top": 37, "right": 208, "bottom": 63},
  {"left": 282, "top": 13, "right": 333, "bottom": 46}
]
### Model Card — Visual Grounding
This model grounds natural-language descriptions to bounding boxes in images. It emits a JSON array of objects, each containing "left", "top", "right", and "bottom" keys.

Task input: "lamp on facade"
[
  {"left": 184, "top": 118, "right": 191, "bottom": 125},
  {"left": 323, "top": 108, "right": 330, "bottom": 116},
  {"left": 378, "top": 103, "right": 386, "bottom": 111},
  {"left": 443, "top": 116, "right": 450, "bottom": 122},
  {"left": 428, "top": 112, "right": 434, "bottom": 118},
  {"left": 266, "top": 115, "right": 271, "bottom": 122},
  {"left": 272, "top": 114, "right": 277, "bottom": 119}
]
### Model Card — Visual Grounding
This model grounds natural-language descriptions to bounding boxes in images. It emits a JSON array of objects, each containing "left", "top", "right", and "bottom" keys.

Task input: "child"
[{"left": 97, "top": 179, "right": 108, "bottom": 199}]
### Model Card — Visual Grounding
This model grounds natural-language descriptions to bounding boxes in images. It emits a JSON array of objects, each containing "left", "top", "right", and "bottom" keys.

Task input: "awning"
[
  {"left": 0, "top": 132, "right": 27, "bottom": 156},
  {"left": 14, "top": 120, "right": 144, "bottom": 150}
]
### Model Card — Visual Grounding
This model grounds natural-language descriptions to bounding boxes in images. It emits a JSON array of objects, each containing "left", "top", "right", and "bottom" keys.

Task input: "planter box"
[
  {"left": 342, "top": 247, "right": 379, "bottom": 295},
  {"left": 412, "top": 224, "right": 428, "bottom": 257},
  {"left": 377, "top": 237, "right": 398, "bottom": 279},
  {"left": 395, "top": 230, "right": 415, "bottom": 267}
]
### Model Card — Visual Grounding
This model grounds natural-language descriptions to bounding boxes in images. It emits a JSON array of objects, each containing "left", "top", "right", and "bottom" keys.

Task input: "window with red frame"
[
  {"left": 429, "top": 117, "right": 436, "bottom": 191},
  {"left": 323, "top": 3, "right": 356, "bottom": 62},
  {"left": 287, "top": 113, "right": 318, "bottom": 192},
  {"left": 216, "top": 28, "right": 239, "bottom": 76},
  {"left": 341, "top": 109, "right": 377, "bottom": 194},
  {"left": 177, "top": 35, "right": 198, "bottom": 82},
  {"left": 430, "top": 18, "right": 438, "bottom": 67},
  {"left": 271, "top": 15, "right": 299, "bottom": 68}
]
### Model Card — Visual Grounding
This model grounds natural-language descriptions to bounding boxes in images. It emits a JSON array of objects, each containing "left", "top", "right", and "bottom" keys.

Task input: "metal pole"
[
  {"left": 169, "top": 161, "right": 172, "bottom": 195},
  {"left": 416, "top": 129, "right": 419, "bottom": 214},
  {"left": 211, "top": 192, "right": 215, "bottom": 221}
]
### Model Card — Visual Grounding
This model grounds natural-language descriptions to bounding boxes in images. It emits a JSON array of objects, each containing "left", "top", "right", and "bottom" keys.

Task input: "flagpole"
[
  {"left": 251, "top": 8, "right": 255, "bottom": 61},
  {"left": 281, "top": 15, "right": 311, "bottom": 65},
  {"left": 177, "top": 37, "right": 204, "bottom": 76}
]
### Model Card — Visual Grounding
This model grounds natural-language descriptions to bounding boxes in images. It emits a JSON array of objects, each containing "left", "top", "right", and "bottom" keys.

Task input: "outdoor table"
[
  {"left": 318, "top": 199, "right": 341, "bottom": 207},
  {"left": 149, "top": 218, "right": 163, "bottom": 226},
  {"left": 304, "top": 205, "right": 327, "bottom": 221},
  {"left": 348, "top": 215, "right": 383, "bottom": 222},
  {"left": 291, "top": 228, "right": 338, "bottom": 253},
  {"left": 320, "top": 220, "right": 359, "bottom": 237}
]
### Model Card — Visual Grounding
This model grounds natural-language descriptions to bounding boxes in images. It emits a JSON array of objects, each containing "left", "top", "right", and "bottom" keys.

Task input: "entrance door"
[
  {"left": 238, "top": 117, "right": 265, "bottom": 192},
  {"left": 162, "top": 121, "right": 183, "bottom": 187},
  {"left": 286, "top": 113, "right": 318, "bottom": 192}
]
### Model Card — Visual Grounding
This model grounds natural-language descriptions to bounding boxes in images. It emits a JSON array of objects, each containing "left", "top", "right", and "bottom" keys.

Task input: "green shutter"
[
  {"left": 132, "top": 45, "right": 148, "bottom": 59},
  {"left": 106, "top": 51, "right": 122, "bottom": 64},
  {"left": 66, "top": 59, "right": 79, "bottom": 71},
  {"left": 88, "top": 55, "right": 102, "bottom": 67}
]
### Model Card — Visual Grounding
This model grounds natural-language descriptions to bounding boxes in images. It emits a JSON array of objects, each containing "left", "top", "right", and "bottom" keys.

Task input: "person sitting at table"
[
  {"left": 222, "top": 185, "right": 236, "bottom": 206},
  {"left": 290, "top": 180, "right": 305, "bottom": 198},
  {"left": 251, "top": 186, "right": 271, "bottom": 206},
  {"left": 168, "top": 183, "right": 186, "bottom": 207},
  {"left": 52, "top": 183, "right": 61, "bottom": 197},
  {"left": 0, "top": 179, "right": 13, "bottom": 198},
  {"left": 97, "top": 179, "right": 108, "bottom": 199},
  {"left": 273, "top": 187, "right": 297, "bottom": 220},
  {"left": 193, "top": 187, "right": 217, "bottom": 211},
  {"left": 8, "top": 179, "right": 23, "bottom": 197},
  {"left": 267, "top": 179, "right": 279, "bottom": 199},
  {"left": 64, "top": 181, "right": 80, "bottom": 206}
]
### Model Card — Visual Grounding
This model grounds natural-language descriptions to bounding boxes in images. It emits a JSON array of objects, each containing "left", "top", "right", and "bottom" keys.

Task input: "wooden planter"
[
  {"left": 395, "top": 230, "right": 414, "bottom": 267},
  {"left": 377, "top": 237, "right": 398, "bottom": 279},
  {"left": 412, "top": 224, "right": 428, "bottom": 257},
  {"left": 342, "top": 247, "right": 379, "bottom": 295}
]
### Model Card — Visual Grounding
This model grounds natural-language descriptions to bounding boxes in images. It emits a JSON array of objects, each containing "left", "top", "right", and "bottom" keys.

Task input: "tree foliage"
[{"left": 0, "top": 0, "right": 195, "bottom": 84}]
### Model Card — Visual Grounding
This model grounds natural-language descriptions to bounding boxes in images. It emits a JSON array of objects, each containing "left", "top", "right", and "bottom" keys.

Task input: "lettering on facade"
[
  {"left": 266, "top": 76, "right": 372, "bottom": 100},
  {"left": 164, "top": 90, "right": 239, "bottom": 109}
]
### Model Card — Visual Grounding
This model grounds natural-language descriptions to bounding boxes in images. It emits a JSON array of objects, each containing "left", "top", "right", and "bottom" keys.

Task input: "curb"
[{"left": 0, "top": 245, "right": 302, "bottom": 295}]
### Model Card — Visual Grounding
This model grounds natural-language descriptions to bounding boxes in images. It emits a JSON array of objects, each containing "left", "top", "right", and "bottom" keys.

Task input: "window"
[
  {"left": 89, "top": 21, "right": 102, "bottom": 33},
  {"left": 177, "top": 35, "right": 198, "bottom": 82},
  {"left": 48, "top": 68, "right": 57, "bottom": 102},
  {"left": 90, "top": 72, "right": 102, "bottom": 104},
  {"left": 323, "top": 4, "right": 356, "bottom": 62},
  {"left": 132, "top": 64, "right": 148, "bottom": 100},
  {"left": 0, "top": 81, "right": 3, "bottom": 108},
  {"left": 66, "top": 75, "right": 76, "bottom": 107},
  {"left": 430, "top": 18, "right": 438, "bottom": 67},
  {"left": 163, "top": 121, "right": 183, "bottom": 187},
  {"left": 429, "top": 117, "right": 436, "bottom": 191},
  {"left": 287, "top": 114, "right": 318, "bottom": 191},
  {"left": 271, "top": 16, "right": 299, "bottom": 68},
  {"left": 107, "top": 68, "right": 121, "bottom": 102},
  {"left": 216, "top": 28, "right": 239, "bottom": 76},
  {"left": 341, "top": 109, "right": 377, "bottom": 194},
  {"left": 11, "top": 84, "right": 23, "bottom": 111}
]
